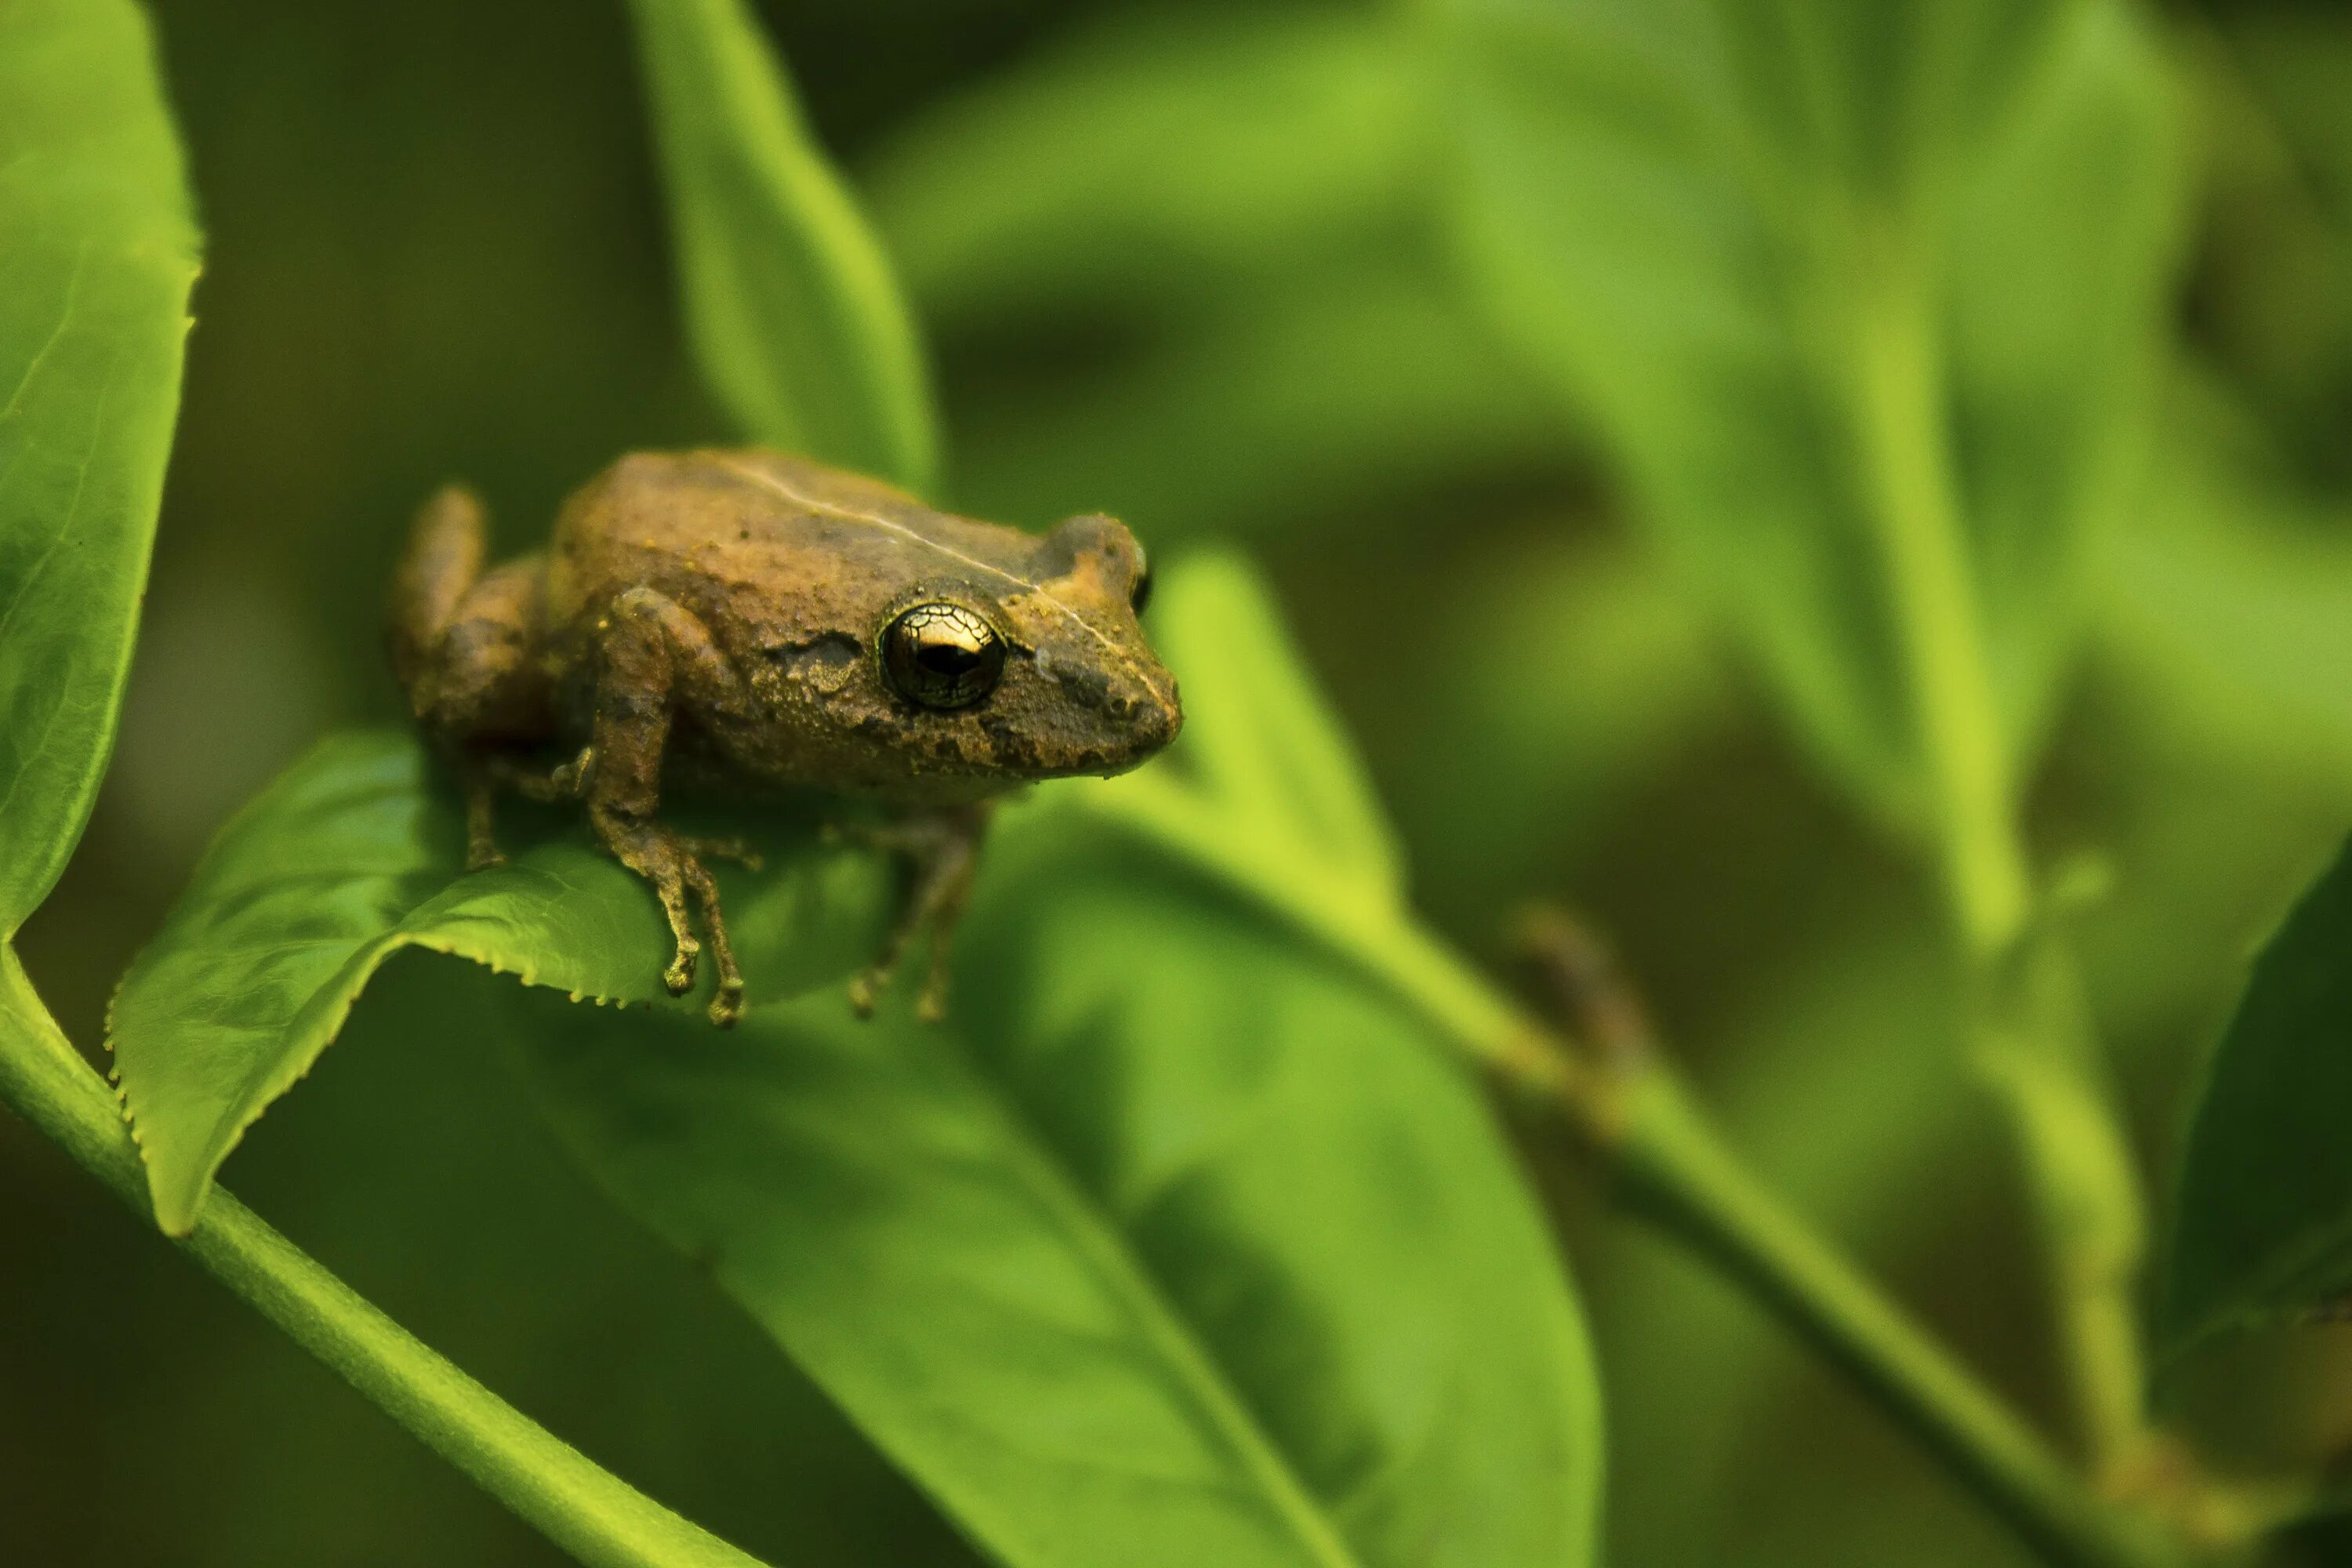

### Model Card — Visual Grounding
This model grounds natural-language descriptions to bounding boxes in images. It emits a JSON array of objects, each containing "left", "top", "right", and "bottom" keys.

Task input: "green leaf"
[
  {"left": 2159, "top": 834, "right": 2352, "bottom": 1356},
  {"left": 866, "top": 6, "right": 1428, "bottom": 328},
  {"left": 516, "top": 927, "right": 1597, "bottom": 1568},
  {"left": 2, "top": 953, "right": 779, "bottom": 1568},
  {"left": 1435, "top": 0, "right": 2181, "bottom": 872},
  {"left": 0, "top": 0, "right": 200, "bottom": 938},
  {"left": 108, "top": 729, "right": 890, "bottom": 1234},
  {"left": 626, "top": 0, "right": 935, "bottom": 492},
  {"left": 1134, "top": 554, "right": 1399, "bottom": 898}
]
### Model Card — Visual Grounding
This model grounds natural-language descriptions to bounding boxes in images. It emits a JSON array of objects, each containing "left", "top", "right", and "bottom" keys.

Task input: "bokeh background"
[{"left": 9, "top": 0, "right": 2352, "bottom": 1563}]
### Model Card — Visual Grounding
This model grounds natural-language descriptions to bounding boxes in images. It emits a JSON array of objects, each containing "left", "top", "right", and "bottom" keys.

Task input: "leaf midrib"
[{"left": 956, "top": 1044, "right": 1366, "bottom": 1568}]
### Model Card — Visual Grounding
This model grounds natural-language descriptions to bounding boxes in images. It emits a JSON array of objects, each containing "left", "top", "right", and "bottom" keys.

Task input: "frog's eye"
[
  {"left": 881, "top": 601, "right": 1006, "bottom": 710},
  {"left": 1129, "top": 550, "right": 1154, "bottom": 616}
]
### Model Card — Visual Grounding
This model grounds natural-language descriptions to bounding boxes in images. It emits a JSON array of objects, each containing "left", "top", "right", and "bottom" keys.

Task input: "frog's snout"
[
  {"left": 1034, "top": 652, "right": 1178, "bottom": 770},
  {"left": 1122, "top": 678, "right": 1181, "bottom": 753},
  {"left": 1087, "top": 667, "right": 1180, "bottom": 774}
]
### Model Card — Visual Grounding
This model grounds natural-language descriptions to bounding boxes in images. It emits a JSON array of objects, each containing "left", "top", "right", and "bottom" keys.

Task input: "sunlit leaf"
[
  {"left": 515, "top": 904, "right": 1599, "bottom": 1568},
  {"left": 108, "top": 730, "right": 889, "bottom": 1235},
  {"left": 2160, "top": 835, "right": 2352, "bottom": 1356},
  {"left": 0, "top": 0, "right": 199, "bottom": 937},
  {"left": 1130, "top": 554, "right": 1399, "bottom": 898},
  {"left": 1034, "top": 556, "right": 1528, "bottom": 1075},
  {"left": 626, "top": 0, "right": 935, "bottom": 491},
  {"left": 1435, "top": 0, "right": 2182, "bottom": 844}
]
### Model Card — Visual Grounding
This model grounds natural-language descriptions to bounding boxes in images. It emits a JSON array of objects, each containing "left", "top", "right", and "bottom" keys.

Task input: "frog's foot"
[
  {"left": 465, "top": 746, "right": 594, "bottom": 869},
  {"left": 593, "top": 808, "right": 746, "bottom": 1028},
  {"left": 462, "top": 769, "right": 507, "bottom": 871},
  {"left": 844, "top": 951, "right": 949, "bottom": 1024},
  {"left": 838, "top": 804, "right": 989, "bottom": 1024},
  {"left": 844, "top": 966, "right": 886, "bottom": 1020},
  {"left": 678, "top": 833, "right": 764, "bottom": 873},
  {"left": 490, "top": 744, "right": 593, "bottom": 804}
]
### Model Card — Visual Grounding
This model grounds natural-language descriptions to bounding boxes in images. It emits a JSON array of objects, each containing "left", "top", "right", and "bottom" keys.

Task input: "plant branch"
[
  {"left": 1849, "top": 230, "right": 2029, "bottom": 961},
  {"left": 1605, "top": 1073, "right": 2176, "bottom": 1568},
  {"left": 0, "top": 946, "right": 771, "bottom": 1568},
  {"left": 1849, "top": 232, "right": 2151, "bottom": 1478},
  {"left": 1973, "top": 934, "right": 2153, "bottom": 1482},
  {"left": 1090, "top": 779, "right": 2183, "bottom": 1568}
]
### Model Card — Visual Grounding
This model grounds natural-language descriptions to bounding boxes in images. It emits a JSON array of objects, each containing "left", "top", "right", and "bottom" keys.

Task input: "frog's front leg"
[
  {"left": 844, "top": 803, "right": 992, "bottom": 1025},
  {"left": 583, "top": 586, "right": 753, "bottom": 1027}
]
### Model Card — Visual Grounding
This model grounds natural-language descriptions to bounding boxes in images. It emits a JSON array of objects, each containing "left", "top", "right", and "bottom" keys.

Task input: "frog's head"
[{"left": 858, "top": 511, "right": 1181, "bottom": 786}]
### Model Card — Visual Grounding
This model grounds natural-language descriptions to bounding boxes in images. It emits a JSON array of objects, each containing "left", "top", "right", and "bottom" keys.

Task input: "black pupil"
[{"left": 918, "top": 640, "right": 982, "bottom": 675}]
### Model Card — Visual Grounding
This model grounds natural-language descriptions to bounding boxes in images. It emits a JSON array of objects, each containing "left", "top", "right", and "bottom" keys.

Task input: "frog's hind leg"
[
  {"left": 391, "top": 488, "right": 552, "bottom": 739},
  {"left": 390, "top": 485, "right": 557, "bottom": 868},
  {"left": 459, "top": 745, "right": 586, "bottom": 870},
  {"left": 843, "top": 804, "right": 990, "bottom": 1025},
  {"left": 581, "top": 586, "right": 753, "bottom": 1027},
  {"left": 389, "top": 484, "right": 488, "bottom": 702}
]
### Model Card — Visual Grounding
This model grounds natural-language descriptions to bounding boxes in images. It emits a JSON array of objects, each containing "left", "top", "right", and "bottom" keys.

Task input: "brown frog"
[{"left": 387, "top": 448, "right": 1181, "bottom": 1027}]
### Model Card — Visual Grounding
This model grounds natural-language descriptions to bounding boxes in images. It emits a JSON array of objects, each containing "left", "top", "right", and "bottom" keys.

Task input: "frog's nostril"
[{"left": 1138, "top": 693, "right": 1180, "bottom": 749}]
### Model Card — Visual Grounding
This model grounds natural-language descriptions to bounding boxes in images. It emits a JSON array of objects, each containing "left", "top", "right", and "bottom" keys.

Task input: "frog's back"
[{"left": 543, "top": 448, "right": 1012, "bottom": 649}]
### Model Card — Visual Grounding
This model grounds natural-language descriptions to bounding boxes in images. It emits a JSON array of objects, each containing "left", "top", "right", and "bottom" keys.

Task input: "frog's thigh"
[
  {"left": 390, "top": 485, "right": 487, "bottom": 700},
  {"left": 429, "top": 559, "right": 550, "bottom": 737},
  {"left": 586, "top": 586, "right": 746, "bottom": 818}
]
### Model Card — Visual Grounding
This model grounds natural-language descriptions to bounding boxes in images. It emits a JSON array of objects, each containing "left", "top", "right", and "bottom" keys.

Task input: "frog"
[{"left": 386, "top": 448, "right": 1181, "bottom": 1028}]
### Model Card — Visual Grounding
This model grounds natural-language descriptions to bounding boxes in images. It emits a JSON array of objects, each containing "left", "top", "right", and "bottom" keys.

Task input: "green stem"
[
  {"left": 1849, "top": 230, "right": 2028, "bottom": 960},
  {"left": 1973, "top": 938, "right": 2154, "bottom": 1482},
  {"left": 0, "top": 947, "right": 770, "bottom": 1568},
  {"left": 1848, "top": 232, "right": 2150, "bottom": 1477},
  {"left": 1090, "top": 779, "right": 2182, "bottom": 1568}
]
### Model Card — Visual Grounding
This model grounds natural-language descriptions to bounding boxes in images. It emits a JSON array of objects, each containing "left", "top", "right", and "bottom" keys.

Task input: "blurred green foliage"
[
  {"left": 13, "top": 0, "right": 2352, "bottom": 1564},
  {"left": 2165, "top": 835, "right": 2352, "bottom": 1360}
]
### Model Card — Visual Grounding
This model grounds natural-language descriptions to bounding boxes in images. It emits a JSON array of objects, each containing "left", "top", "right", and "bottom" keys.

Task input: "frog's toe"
[
  {"left": 683, "top": 834, "right": 763, "bottom": 873},
  {"left": 846, "top": 967, "right": 885, "bottom": 1018},
  {"left": 707, "top": 978, "right": 743, "bottom": 1029},
  {"left": 543, "top": 745, "right": 594, "bottom": 800},
  {"left": 915, "top": 942, "right": 954, "bottom": 1025},
  {"left": 662, "top": 937, "right": 700, "bottom": 996}
]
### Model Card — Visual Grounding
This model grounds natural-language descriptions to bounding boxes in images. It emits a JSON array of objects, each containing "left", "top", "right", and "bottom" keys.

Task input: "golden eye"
[
  {"left": 880, "top": 602, "right": 1006, "bottom": 710},
  {"left": 1129, "top": 546, "right": 1154, "bottom": 615}
]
